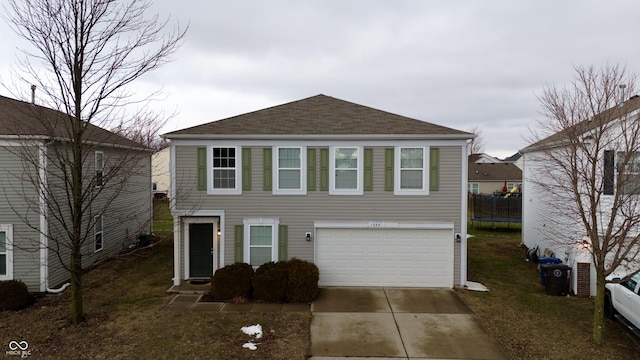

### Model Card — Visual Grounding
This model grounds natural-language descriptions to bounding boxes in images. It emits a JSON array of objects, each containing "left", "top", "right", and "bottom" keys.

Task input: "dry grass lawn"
[
  {"left": 457, "top": 226, "right": 640, "bottom": 359},
  {"left": 0, "top": 232, "right": 310, "bottom": 359}
]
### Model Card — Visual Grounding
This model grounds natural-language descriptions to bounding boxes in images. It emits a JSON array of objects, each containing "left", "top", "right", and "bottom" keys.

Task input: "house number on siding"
[{"left": 368, "top": 222, "right": 382, "bottom": 228}]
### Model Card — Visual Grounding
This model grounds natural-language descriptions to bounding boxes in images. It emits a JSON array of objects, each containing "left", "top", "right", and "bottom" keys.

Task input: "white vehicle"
[{"left": 605, "top": 274, "right": 640, "bottom": 331}]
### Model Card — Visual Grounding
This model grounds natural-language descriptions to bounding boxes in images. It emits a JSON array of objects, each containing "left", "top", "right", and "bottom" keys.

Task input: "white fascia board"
[
  {"left": 166, "top": 133, "right": 473, "bottom": 142},
  {"left": 170, "top": 138, "right": 468, "bottom": 148}
]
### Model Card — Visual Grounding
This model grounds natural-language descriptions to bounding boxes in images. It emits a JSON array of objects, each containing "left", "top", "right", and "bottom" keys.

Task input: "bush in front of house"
[
  {"left": 211, "top": 262, "right": 254, "bottom": 301},
  {"left": 0, "top": 280, "right": 31, "bottom": 311},
  {"left": 252, "top": 261, "right": 289, "bottom": 303},
  {"left": 286, "top": 258, "right": 319, "bottom": 303}
]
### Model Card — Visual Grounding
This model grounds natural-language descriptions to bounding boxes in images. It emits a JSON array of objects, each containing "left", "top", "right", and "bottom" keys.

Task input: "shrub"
[
  {"left": 286, "top": 258, "right": 319, "bottom": 303},
  {"left": 253, "top": 261, "right": 288, "bottom": 302},
  {"left": 211, "top": 262, "right": 254, "bottom": 301},
  {"left": 0, "top": 280, "right": 31, "bottom": 311}
]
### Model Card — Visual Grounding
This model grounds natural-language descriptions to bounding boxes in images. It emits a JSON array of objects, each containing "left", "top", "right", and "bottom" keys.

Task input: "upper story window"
[
  {"left": 0, "top": 224, "right": 13, "bottom": 280},
  {"left": 330, "top": 147, "right": 363, "bottom": 195},
  {"left": 616, "top": 151, "right": 640, "bottom": 194},
  {"left": 95, "top": 151, "right": 104, "bottom": 187},
  {"left": 468, "top": 182, "right": 480, "bottom": 194},
  {"left": 274, "top": 146, "right": 307, "bottom": 195},
  {"left": 209, "top": 146, "right": 241, "bottom": 194},
  {"left": 395, "top": 146, "right": 428, "bottom": 195}
]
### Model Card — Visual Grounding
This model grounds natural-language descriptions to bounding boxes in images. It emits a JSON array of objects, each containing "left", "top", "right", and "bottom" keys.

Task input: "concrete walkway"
[{"left": 309, "top": 288, "right": 506, "bottom": 360}]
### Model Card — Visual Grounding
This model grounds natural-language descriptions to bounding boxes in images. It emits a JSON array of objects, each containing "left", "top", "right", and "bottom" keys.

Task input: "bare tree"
[
  {"left": 467, "top": 125, "right": 485, "bottom": 155},
  {"left": 111, "top": 110, "right": 172, "bottom": 150},
  {"left": 526, "top": 64, "right": 640, "bottom": 344},
  {"left": 3, "top": 0, "right": 185, "bottom": 323}
]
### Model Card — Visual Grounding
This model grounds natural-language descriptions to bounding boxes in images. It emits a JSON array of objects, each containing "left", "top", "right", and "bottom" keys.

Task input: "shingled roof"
[
  {"left": 164, "top": 94, "right": 474, "bottom": 139},
  {"left": 468, "top": 162, "right": 522, "bottom": 181},
  {"left": 0, "top": 95, "right": 147, "bottom": 150},
  {"left": 521, "top": 95, "right": 640, "bottom": 153}
]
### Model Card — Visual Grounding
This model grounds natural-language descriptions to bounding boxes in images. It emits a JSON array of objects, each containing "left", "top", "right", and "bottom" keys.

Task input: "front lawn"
[
  {"left": 0, "top": 233, "right": 310, "bottom": 359},
  {"left": 457, "top": 228, "right": 640, "bottom": 359}
]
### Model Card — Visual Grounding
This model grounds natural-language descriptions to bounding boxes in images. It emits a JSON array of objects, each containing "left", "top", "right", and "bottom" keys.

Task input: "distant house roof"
[
  {"left": 503, "top": 152, "right": 522, "bottom": 162},
  {"left": 0, "top": 95, "right": 147, "bottom": 150},
  {"left": 469, "top": 153, "right": 502, "bottom": 164},
  {"left": 521, "top": 95, "right": 640, "bottom": 153},
  {"left": 468, "top": 162, "right": 522, "bottom": 181},
  {"left": 164, "top": 94, "right": 475, "bottom": 140}
]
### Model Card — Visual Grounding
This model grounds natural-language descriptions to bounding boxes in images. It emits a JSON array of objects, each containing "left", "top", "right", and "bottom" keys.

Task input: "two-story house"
[
  {"left": 164, "top": 95, "right": 474, "bottom": 288},
  {"left": 0, "top": 95, "right": 152, "bottom": 292},
  {"left": 521, "top": 95, "right": 640, "bottom": 296}
]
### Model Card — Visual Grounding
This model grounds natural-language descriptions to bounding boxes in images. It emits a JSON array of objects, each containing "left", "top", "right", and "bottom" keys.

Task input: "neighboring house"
[
  {"left": 164, "top": 94, "right": 475, "bottom": 288},
  {"left": 469, "top": 153, "right": 502, "bottom": 164},
  {"left": 467, "top": 156, "right": 522, "bottom": 194},
  {"left": 521, "top": 95, "right": 640, "bottom": 297},
  {"left": 503, "top": 152, "right": 523, "bottom": 170},
  {"left": 152, "top": 147, "right": 170, "bottom": 199},
  {"left": 0, "top": 95, "right": 152, "bottom": 292}
]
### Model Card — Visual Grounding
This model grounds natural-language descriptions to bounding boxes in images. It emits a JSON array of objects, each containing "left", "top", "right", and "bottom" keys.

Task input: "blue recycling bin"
[{"left": 538, "top": 257, "right": 562, "bottom": 285}]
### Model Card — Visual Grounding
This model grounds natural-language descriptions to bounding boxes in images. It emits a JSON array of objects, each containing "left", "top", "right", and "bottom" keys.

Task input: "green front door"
[{"left": 189, "top": 223, "right": 214, "bottom": 278}]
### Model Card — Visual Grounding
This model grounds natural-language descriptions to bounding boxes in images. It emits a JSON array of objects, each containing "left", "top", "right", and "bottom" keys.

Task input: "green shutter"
[
  {"left": 278, "top": 225, "right": 288, "bottom": 261},
  {"left": 385, "top": 148, "right": 394, "bottom": 191},
  {"left": 320, "top": 148, "right": 329, "bottom": 191},
  {"left": 430, "top": 147, "right": 439, "bottom": 191},
  {"left": 263, "top": 148, "right": 272, "bottom": 191},
  {"left": 197, "top": 147, "right": 206, "bottom": 191},
  {"left": 242, "top": 148, "right": 251, "bottom": 191},
  {"left": 234, "top": 225, "right": 244, "bottom": 263},
  {"left": 364, "top": 148, "right": 373, "bottom": 191},
  {"left": 307, "top": 148, "right": 316, "bottom": 191}
]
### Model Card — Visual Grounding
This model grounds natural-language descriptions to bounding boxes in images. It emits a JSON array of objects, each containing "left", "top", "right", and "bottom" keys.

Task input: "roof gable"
[
  {"left": 165, "top": 94, "right": 473, "bottom": 139},
  {"left": 0, "top": 95, "right": 147, "bottom": 150}
]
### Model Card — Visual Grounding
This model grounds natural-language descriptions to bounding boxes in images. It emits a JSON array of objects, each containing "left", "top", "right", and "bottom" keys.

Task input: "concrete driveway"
[{"left": 309, "top": 288, "right": 506, "bottom": 359}]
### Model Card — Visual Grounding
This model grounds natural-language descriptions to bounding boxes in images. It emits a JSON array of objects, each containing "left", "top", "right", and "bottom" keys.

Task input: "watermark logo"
[{"left": 6, "top": 341, "right": 31, "bottom": 358}]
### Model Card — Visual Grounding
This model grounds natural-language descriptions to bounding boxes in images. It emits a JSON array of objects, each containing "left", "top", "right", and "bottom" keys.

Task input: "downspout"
[
  {"left": 170, "top": 145, "right": 180, "bottom": 286},
  {"left": 460, "top": 141, "right": 469, "bottom": 287},
  {"left": 38, "top": 143, "right": 70, "bottom": 293}
]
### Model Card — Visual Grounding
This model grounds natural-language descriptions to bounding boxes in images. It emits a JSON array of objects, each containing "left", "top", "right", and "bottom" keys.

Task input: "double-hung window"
[
  {"left": 0, "top": 225, "right": 13, "bottom": 280},
  {"left": 94, "top": 215, "right": 103, "bottom": 252},
  {"left": 274, "top": 146, "right": 306, "bottom": 194},
  {"left": 617, "top": 151, "right": 640, "bottom": 194},
  {"left": 468, "top": 182, "right": 480, "bottom": 194},
  {"left": 330, "top": 147, "right": 363, "bottom": 195},
  {"left": 209, "top": 146, "right": 241, "bottom": 194},
  {"left": 244, "top": 219, "right": 279, "bottom": 268},
  {"left": 95, "top": 151, "right": 104, "bottom": 187},
  {"left": 395, "top": 146, "right": 428, "bottom": 195}
]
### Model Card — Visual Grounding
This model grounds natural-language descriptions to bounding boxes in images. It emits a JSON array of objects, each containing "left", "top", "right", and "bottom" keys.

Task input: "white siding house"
[{"left": 521, "top": 95, "right": 640, "bottom": 296}]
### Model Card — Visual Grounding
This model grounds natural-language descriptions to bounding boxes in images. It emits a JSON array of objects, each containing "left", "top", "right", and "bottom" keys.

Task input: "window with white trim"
[
  {"left": 209, "top": 146, "right": 241, "bottom": 194},
  {"left": 94, "top": 215, "right": 103, "bottom": 252},
  {"left": 0, "top": 225, "right": 13, "bottom": 280},
  {"left": 468, "top": 182, "right": 480, "bottom": 194},
  {"left": 95, "top": 151, "right": 104, "bottom": 187},
  {"left": 274, "top": 146, "right": 306, "bottom": 194},
  {"left": 395, "top": 146, "right": 428, "bottom": 195},
  {"left": 244, "top": 218, "right": 279, "bottom": 268},
  {"left": 617, "top": 151, "right": 640, "bottom": 194},
  {"left": 330, "top": 147, "right": 363, "bottom": 195}
]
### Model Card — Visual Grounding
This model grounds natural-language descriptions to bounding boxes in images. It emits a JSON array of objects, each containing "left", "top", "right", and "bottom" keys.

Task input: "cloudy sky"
[{"left": 2, "top": 0, "right": 640, "bottom": 158}]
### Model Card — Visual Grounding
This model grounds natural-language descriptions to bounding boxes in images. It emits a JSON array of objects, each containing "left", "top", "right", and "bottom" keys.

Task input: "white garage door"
[{"left": 316, "top": 227, "right": 454, "bottom": 288}]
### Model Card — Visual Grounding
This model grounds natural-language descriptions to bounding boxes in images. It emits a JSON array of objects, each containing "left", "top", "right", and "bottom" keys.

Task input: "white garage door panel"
[{"left": 316, "top": 228, "right": 453, "bottom": 288}]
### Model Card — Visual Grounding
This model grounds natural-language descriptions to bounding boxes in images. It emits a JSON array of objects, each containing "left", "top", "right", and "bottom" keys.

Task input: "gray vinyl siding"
[
  {"left": 175, "top": 144, "right": 464, "bottom": 285},
  {"left": 0, "top": 145, "right": 43, "bottom": 291},
  {"left": 46, "top": 146, "right": 152, "bottom": 288}
]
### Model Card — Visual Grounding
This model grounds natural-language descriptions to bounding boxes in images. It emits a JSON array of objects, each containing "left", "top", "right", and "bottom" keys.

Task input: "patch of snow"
[
  {"left": 242, "top": 342, "right": 257, "bottom": 350},
  {"left": 465, "top": 281, "right": 490, "bottom": 292},
  {"left": 241, "top": 324, "right": 263, "bottom": 339}
]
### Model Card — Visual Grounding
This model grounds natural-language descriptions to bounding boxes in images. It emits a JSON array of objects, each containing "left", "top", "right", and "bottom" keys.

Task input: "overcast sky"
[{"left": 2, "top": 0, "right": 640, "bottom": 158}]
